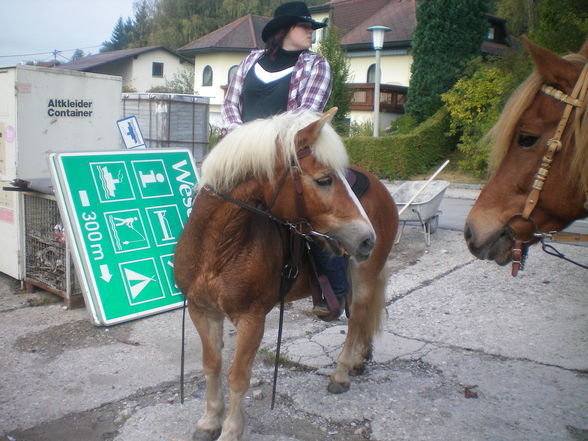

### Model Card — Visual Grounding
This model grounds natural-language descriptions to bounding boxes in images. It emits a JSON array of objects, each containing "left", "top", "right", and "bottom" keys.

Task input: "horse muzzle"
[
  {"left": 464, "top": 221, "right": 514, "bottom": 266},
  {"left": 329, "top": 220, "right": 376, "bottom": 262}
]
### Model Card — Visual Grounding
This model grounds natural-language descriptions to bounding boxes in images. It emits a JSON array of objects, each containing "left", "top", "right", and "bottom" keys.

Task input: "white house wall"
[
  {"left": 349, "top": 54, "right": 412, "bottom": 86},
  {"left": 130, "top": 50, "right": 189, "bottom": 92},
  {"left": 93, "top": 59, "right": 133, "bottom": 90},
  {"left": 194, "top": 52, "right": 249, "bottom": 126},
  {"left": 195, "top": 48, "right": 412, "bottom": 128}
]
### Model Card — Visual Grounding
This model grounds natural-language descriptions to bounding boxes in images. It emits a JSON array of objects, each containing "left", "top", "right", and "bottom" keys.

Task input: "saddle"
[{"left": 309, "top": 168, "right": 370, "bottom": 321}]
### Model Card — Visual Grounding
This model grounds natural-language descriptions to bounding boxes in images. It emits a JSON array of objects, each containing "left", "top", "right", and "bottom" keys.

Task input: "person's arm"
[
  {"left": 295, "top": 55, "right": 332, "bottom": 113},
  {"left": 221, "top": 66, "right": 245, "bottom": 132},
  {"left": 221, "top": 51, "right": 262, "bottom": 132}
]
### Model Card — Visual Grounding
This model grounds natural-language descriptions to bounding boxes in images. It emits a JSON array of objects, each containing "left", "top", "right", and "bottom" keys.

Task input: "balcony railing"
[{"left": 348, "top": 83, "right": 407, "bottom": 113}]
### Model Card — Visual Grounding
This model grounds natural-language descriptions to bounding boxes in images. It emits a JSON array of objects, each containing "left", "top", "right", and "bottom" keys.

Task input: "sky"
[{"left": 0, "top": 0, "right": 136, "bottom": 67}]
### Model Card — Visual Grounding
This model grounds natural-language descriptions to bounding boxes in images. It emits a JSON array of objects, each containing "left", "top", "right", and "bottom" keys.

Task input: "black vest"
[{"left": 241, "top": 49, "right": 302, "bottom": 123}]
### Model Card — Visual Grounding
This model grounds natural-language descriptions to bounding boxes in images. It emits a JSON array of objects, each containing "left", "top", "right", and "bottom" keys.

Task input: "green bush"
[
  {"left": 440, "top": 54, "right": 533, "bottom": 177},
  {"left": 349, "top": 119, "right": 373, "bottom": 137},
  {"left": 344, "top": 109, "right": 456, "bottom": 180},
  {"left": 388, "top": 115, "right": 418, "bottom": 134}
]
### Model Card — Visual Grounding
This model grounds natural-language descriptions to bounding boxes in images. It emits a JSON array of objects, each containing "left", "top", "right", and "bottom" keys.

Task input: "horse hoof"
[
  {"left": 193, "top": 427, "right": 221, "bottom": 441},
  {"left": 327, "top": 380, "right": 350, "bottom": 394}
]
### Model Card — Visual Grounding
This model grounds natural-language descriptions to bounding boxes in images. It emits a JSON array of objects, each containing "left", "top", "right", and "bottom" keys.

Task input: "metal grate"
[
  {"left": 23, "top": 193, "right": 82, "bottom": 304},
  {"left": 121, "top": 93, "right": 210, "bottom": 166}
]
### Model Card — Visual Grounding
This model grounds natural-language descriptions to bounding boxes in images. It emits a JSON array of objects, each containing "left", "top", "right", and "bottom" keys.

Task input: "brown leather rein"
[{"left": 510, "top": 63, "right": 588, "bottom": 276}]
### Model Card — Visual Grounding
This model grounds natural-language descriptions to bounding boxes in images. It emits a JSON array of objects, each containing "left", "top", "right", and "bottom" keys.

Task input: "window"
[
  {"left": 228, "top": 65, "right": 239, "bottom": 84},
  {"left": 367, "top": 64, "right": 376, "bottom": 83},
  {"left": 487, "top": 27, "right": 495, "bottom": 40},
  {"left": 152, "top": 62, "right": 164, "bottom": 77},
  {"left": 202, "top": 65, "right": 213, "bottom": 86},
  {"left": 348, "top": 84, "right": 408, "bottom": 113}
]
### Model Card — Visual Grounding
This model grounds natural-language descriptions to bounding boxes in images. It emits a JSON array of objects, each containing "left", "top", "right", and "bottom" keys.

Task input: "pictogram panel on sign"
[{"left": 49, "top": 149, "right": 198, "bottom": 325}]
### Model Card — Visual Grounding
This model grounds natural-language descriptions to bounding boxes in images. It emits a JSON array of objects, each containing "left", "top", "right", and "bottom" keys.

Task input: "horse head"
[
  {"left": 464, "top": 37, "right": 588, "bottom": 266},
  {"left": 201, "top": 109, "right": 376, "bottom": 262}
]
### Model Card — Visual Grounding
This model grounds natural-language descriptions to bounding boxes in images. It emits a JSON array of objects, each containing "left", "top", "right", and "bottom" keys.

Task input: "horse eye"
[
  {"left": 315, "top": 175, "right": 333, "bottom": 187},
  {"left": 518, "top": 134, "right": 540, "bottom": 148}
]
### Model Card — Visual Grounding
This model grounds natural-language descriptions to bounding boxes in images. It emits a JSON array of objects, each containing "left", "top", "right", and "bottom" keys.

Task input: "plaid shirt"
[{"left": 222, "top": 49, "right": 332, "bottom": 131}]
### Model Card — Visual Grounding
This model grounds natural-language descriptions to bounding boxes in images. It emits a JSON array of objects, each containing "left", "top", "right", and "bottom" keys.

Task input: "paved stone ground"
[{"left": 1, "top": 208, "right": 587, "bottom": 441}]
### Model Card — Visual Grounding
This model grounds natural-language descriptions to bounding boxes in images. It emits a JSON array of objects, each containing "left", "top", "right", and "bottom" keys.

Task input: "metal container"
[
  {"left": 0, "top": 65, "right": 122, "bottom": 281},
  {"left": 121, "top": 93, "right": 210, "bottom": 166}
]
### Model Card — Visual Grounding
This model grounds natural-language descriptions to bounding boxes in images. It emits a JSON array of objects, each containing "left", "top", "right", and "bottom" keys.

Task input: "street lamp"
[{"left": 367, "top": 26, "right": 391, "bottom": 137}]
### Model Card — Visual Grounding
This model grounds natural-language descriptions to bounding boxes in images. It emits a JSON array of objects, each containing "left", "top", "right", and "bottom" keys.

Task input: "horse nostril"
[
  {"left": 464, "top": 223, "right": 472, "bottom": 243},
  {"left": 360, "top": 237, "right": 375, "bottom": 254}
]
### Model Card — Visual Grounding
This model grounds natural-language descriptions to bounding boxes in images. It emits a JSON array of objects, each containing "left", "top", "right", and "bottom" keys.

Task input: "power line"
[{"left": 0, "top": 44, "right": 102, "bottom": 59}]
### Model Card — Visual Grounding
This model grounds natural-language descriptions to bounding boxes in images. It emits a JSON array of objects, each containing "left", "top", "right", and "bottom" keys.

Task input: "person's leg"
[{"left": 309, "top": 242, "right": 349, "bottom": 315}]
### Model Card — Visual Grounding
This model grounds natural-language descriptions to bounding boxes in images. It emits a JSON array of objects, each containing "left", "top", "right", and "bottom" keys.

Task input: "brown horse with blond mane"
[
  {"left": 465, "top": 37, "right": 588, "bottom": 273},
  {"left": 174, "top": 108, "right": 398, "bottom": 441}
]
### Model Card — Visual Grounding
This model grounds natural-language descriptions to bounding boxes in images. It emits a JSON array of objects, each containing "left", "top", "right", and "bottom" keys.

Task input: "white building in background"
[
  {"left": 178, "top": 0, "right": 509, "bottom": 129},
  {"left": 61, "top": 46, "right": 193, "bottom": 92}
]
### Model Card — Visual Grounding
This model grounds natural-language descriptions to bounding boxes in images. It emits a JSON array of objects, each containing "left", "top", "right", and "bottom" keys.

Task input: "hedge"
[{"left": 344, "top": 109, "right": 457, "bottom": 180}]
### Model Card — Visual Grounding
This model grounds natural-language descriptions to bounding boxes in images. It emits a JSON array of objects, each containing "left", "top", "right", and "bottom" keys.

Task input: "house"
[
  {"left": 178, "top": 15, "right": 269, "bottom": 126},
  {"left": 178, "top": 0, "right": 509, "bottom": 128},
  {"left": 60, "top": 46, "right": 193, "bottom": 92}
]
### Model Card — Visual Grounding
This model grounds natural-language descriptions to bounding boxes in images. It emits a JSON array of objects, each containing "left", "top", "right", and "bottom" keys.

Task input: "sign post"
[{"left": 49, "top": 149, "right": 198, "bottom": 325}]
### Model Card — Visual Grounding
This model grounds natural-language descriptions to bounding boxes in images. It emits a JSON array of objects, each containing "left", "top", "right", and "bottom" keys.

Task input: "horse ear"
[
  {"left": 524, "top": 36, "right": 579, "bottom": 89},
  {"left": 295, "top": 107, "right": 338, "bottom": 147}
]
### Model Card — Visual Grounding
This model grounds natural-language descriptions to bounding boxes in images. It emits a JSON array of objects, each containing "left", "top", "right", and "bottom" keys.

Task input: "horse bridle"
[
  {"left": 203, "top": 144, "right": 345, "bottom": 408},
  {"left": 204, "top": 146, "right": 339, "bottom": 248},
  {"left": 510, "top": 63, "right": 588, "bottom": 276}
]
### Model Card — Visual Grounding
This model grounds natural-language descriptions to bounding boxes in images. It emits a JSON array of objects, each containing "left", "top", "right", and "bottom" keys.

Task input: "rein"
[{"left": 510, "top": 63, "right": 588, "bottom": 276}]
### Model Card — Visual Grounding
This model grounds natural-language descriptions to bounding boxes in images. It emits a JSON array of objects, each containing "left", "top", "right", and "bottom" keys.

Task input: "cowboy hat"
[{"left": 262, "top": 1, "right": 327, "bottom": 42}]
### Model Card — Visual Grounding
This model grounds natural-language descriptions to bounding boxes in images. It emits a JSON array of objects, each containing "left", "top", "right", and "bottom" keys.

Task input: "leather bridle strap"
[
  {"left": 522, "top": 63, "right": 588, "bottom": 220},
  {"left": 511, "top": 63, "right": 588, "bottom": 276}
]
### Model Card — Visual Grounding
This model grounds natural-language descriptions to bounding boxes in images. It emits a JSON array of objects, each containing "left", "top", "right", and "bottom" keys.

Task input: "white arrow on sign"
[{"left": 99, "top": 264, "right": 113, "bottom": 283}]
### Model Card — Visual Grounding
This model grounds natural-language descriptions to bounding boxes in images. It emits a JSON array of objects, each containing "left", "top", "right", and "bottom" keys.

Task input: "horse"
[
  {"left": 174, "top": 108, "right": 398, "bottom": 441},
  {"left": 464, "top": 37, "right": 588, "bottom": 274}
]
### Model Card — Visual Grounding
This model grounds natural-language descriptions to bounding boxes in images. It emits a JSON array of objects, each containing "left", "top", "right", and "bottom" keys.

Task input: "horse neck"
[{"left": 194, "top": 179, "right": 283, "bottom": 255}]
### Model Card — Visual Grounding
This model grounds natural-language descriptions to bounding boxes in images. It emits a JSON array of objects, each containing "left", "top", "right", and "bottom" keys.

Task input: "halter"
[{"left": 510, "top": 63, "right": 588, "bottom": 276}]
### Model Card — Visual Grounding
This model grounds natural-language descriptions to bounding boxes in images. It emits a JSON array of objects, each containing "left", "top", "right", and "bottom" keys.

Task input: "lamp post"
[{"left": 367, "top": 26, "right": 391, "bottom": 137}]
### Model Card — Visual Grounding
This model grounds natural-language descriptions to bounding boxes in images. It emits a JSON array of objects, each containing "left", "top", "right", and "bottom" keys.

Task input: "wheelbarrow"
[{"left": 393, "top": 179, "right": 450, "bottom": 246}]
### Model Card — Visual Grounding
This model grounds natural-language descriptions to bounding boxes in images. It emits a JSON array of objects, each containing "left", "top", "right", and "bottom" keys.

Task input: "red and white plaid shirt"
[{"left": 221, "top": 49, "right": 332, "bottom": 131}]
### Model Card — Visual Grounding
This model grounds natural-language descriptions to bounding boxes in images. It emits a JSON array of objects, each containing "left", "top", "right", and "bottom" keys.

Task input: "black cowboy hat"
[{"left": 261, "top": 1, "right": 327, "bottom": 42}]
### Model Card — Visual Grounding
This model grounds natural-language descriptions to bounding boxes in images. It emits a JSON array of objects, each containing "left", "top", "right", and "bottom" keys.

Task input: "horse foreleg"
[
  {"left": 189, "top": 304, "right": 225, "bottom": 441},
  {"left": 329, "top": 266, "right": 386, "bottom": 394},
  {"left": 218, "top": 315, "right": 265, "bottom": 441}
]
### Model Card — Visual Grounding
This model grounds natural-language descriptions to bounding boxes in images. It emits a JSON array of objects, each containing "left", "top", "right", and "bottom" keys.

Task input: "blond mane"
[
  {"left": 200, "top": 111, "right": 348, "bottom": 192},
  {"left": 488, "top": 53, "right": 588, "bottom": 192}
]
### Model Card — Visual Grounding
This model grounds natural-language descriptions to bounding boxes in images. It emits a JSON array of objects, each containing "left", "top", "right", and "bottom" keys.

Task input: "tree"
[
  {"left": 493, "top": 0, "right": 540, "bottom": 36},
  {"left": 530, "top": 0, "right": 588, "bottom": 55},
  {"left": 166, "top": 65, "right": 196, "bottom": 94},
  {"left": 128, "top": 0, "right": 156, "bottom": 48},
  {"left": 101, "top": 17, "right": 133, "bottom": 52},
  {"left": 405, "top": 0, "right": 490, "bottom": 122},
  {"left": 318, "top": 26, "right": 352, "bottom": 134},
  {"left": 70, "top": 49, "right": 86, "bottom": 61}
]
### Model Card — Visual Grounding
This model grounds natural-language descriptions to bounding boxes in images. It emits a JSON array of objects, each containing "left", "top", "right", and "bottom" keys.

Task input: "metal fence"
[
  {"left": 23, "top": 193, "right": 82, "bottom": 307},
  {"left": 122, "top": 93, "right": 210, "bottom": 166}
]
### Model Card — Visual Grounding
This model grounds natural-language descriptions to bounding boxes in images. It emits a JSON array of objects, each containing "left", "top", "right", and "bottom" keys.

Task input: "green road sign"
[{"left": 49, "top": 149, "right": 198, "bottom": 325}]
